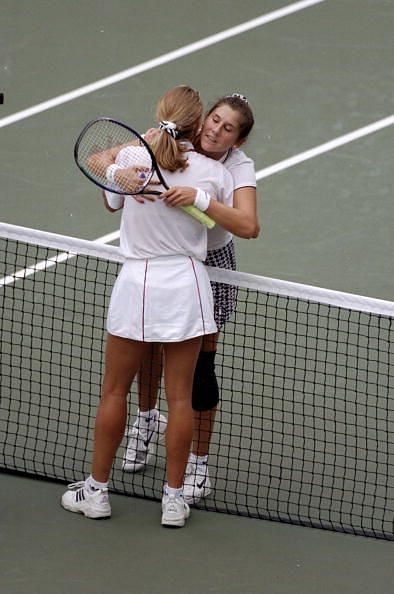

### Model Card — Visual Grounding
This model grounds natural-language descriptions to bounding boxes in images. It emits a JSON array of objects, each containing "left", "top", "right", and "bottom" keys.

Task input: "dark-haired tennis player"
[
  {"left": 121, "top": 93, "right": 259, "bottom": 504},
  {"left": 61, "top": 85, "right": 233, "bottom": 528}
]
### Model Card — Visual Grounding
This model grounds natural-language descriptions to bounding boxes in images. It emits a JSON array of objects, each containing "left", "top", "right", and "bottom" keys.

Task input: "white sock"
[
  {"left": 138, "top": 408, "right": 159, "bottom": 424},
  {"left": 189, "top": 453, "right": 208, "bottom": 466},
  {"left": 86, "top": 475, "right": 108, "bottom": 493},
  {"left": 164, "top": 484, "right": 183, "bottom": 498}
]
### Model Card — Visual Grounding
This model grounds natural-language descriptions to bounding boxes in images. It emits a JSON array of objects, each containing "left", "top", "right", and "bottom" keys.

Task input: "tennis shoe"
[
  {"left": 61, "top": 481, "right": 111, "bottom": 519},
  {"left": 183, "top": 460, "right": 212, "bottom": 504},
  {"left": 161, "top": 492, "right": 190, "bottom": 528},
  {"left": 122, "top": 412, "right": 167, "bottom": 472}
]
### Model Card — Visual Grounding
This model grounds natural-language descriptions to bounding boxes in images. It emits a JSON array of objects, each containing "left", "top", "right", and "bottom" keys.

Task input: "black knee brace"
[{"left": 192, "top": 351, "right": 219, "bottom": 411}]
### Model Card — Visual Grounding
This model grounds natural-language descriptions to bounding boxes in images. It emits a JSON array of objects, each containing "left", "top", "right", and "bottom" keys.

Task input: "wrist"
[
  {"left": 106, "top": 164, "right": 121, "bottom": 184},
  {"left": 193, "top": 188, "right": 211, "bottom": 212}
]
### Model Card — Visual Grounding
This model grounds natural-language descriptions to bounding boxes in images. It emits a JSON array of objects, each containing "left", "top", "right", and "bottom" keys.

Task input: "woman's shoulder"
[{"left": 225, "top": 147, "right": 254, "bottom": 168}]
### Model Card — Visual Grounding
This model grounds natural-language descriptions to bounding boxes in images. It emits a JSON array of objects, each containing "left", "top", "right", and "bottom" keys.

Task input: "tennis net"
[{"left": 1, "top": 221, "right": 393, "bottom": 540}]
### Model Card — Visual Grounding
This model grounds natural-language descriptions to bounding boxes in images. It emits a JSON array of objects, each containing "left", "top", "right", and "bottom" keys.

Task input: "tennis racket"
[{"left": 74, "top": 117, "right": 215, "bottom": 229}]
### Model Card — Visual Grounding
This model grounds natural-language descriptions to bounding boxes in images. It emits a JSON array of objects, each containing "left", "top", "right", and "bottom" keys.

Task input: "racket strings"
[
  {"left": 76, "top": 120, "right": 155, "bottom": 195},
  {"left": 74, "top": 118, "right": 215, "bottom": 228}
]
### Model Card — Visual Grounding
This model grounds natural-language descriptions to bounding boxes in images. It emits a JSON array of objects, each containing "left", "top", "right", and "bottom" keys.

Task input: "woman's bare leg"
[
  {"left": 92, "top": 333, "right": 149, "bottom": 482},
  {"left": 163, "top": 337, "right": 202, "bottom": 488},
  {"left": 137, "top": 343, "right": 163, "bottom": 412},
  {"left": 191, "top": 332, "right": 220, "bottom": 457},
  {"left": 193, "top": 408, "right": 217, "bottom": 456}
]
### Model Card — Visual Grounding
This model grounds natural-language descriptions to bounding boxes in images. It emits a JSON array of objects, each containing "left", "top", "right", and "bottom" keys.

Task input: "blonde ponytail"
[{"left": 150, "top": 86, "right": 203, "bottom": 172}]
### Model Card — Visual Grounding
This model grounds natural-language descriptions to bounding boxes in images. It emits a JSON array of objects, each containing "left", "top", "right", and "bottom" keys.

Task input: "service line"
[{"left": 0, "top": 0, "right": 325, "bottom": 129}]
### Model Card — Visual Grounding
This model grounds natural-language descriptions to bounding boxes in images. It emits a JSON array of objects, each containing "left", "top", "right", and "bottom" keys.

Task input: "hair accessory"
[
  {"left": 159, "top": 120, "right": 179, "bottom": 139},
  {"left": 229, "top": 93, "right": 249, "bottom": 104}
]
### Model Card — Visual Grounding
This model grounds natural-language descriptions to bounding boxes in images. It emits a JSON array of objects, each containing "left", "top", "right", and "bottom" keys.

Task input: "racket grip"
[{"left": 181, "top": 205, "right": 215, "bottom": 229}]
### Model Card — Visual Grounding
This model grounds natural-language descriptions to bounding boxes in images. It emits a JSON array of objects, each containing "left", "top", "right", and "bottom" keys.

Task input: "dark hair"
[{"left": 205, "top": 94, "right": 254, "bottom": 141}]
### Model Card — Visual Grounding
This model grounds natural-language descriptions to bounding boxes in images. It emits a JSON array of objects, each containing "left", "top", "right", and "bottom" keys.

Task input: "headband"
[
  {"left": 159, "top": 120, "right": 179, "bottom": 139},
  {"left": 229, "top": 93, "right": 249, "bottom": 104}
]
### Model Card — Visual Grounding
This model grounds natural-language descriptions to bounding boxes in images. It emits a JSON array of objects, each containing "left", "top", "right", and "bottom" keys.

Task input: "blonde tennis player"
[
  {"left": 61, "top": 85, "right": 233, "bottom": 528},
  {"left": 122, "top": 93, "right": 259, "bottom": 505}
]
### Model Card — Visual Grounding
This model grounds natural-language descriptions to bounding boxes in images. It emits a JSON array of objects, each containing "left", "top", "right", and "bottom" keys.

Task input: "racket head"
[{"left": 74, "top": 117, "right": 164, "bottom": 195}]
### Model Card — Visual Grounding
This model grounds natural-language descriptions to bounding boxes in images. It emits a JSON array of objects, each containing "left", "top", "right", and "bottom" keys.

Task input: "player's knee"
[{"left": 192, "top": 351, "right": 219, "bottom": 411}]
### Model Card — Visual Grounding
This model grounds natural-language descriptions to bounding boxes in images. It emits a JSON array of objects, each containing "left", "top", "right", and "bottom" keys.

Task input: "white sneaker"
[
  {"left": 122, "top": 412, "right": 167, "bottom": 472},
  {"left": 161, "top": 492, "right": 190, "bottom": 528},
  {"left": 61, "top": 481, "right": 111, "bottom": 519},
  {"left": 183, "top": 461, "right": 212, "bottom": 504}
]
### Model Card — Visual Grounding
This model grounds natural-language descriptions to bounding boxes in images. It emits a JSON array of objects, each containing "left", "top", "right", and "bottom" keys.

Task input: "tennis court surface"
[{"left": 1, "top": 1, "right": 393, "bottom": 592}]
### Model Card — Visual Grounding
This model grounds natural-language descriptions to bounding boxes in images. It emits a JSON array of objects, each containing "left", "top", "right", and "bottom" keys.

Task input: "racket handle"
[{"left": 181, "top": 205, "right": 215, "bottom": 229}]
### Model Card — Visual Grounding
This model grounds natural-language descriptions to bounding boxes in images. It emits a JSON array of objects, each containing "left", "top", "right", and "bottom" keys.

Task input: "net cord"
[{"left": 1, "top": 221, "right": 393, "bottom": 318}]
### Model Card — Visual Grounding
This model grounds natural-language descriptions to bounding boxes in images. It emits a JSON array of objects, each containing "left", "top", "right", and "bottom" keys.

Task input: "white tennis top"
[
  {"left": 207, "top": 147, "right": 256, "bottom": 251},
  {"left": 107, "top": 144, "right": 233, "bottom": 262},
  {"left": 105, "top": 144, "right": 256, "bottom": 254}
]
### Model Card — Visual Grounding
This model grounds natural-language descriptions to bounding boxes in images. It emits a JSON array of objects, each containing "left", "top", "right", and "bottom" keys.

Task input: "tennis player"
[
  {"left": 120, "top": 94, "right": 259, "bottom": 504},
  {"left": 61, "top": 85, "right": 234, "bottom": 528}
]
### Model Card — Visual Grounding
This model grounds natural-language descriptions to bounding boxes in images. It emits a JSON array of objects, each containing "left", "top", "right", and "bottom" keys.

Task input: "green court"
[{"left": 1, "top": 1, "right": 393, "bottom": 593}]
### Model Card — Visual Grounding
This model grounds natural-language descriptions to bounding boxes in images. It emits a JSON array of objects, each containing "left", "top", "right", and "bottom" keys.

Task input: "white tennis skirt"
[{"left": 107, "top": 256, "right": 217, "bottom": 342}]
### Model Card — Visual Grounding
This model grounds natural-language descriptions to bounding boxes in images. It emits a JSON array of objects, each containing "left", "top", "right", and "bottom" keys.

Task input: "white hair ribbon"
[{"left": 159, "top": 120, "right": 179, "bottom": 139}]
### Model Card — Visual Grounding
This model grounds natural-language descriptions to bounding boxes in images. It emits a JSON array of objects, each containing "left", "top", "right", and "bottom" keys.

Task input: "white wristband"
[
  {"left": 104, "top": 191, "right": 124, "bottom": 210},
  {"left": 106, "top": 164, "right": 121, "bottom": 184},
  {"left": 193, "top": 188, "right": 211, "bottom": 212}
]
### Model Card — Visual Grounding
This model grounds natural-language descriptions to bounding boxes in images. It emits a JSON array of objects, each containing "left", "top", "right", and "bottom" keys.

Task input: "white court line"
[
  {"left": 1, "top": 113, "right": 393, "bottom": 286},
  {"left": 0, "top": 252, "right": 71, "bottom": 286},
  {"left": 0, "top": 0, "right": 325, "bottom": 129},
  {"left": 256, "top": 115, "right": 394, "bottom": 180},
  {"left": 1, "top": 0, "right": 391, "bottom": 283},
  {"left": 0, "top": 231, "right": 122, "bottom": 286},
  {"left": 93, "top": 115, "right": 394, "bottom": 241}
]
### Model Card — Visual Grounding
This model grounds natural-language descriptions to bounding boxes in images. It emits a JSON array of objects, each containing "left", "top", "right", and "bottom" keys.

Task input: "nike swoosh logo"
[
  {"left": 143, "top": 429, "right": 155, "bottom": 448},
  {"left": 197, "top": 479, "right": 206, "bottom": 489}
]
